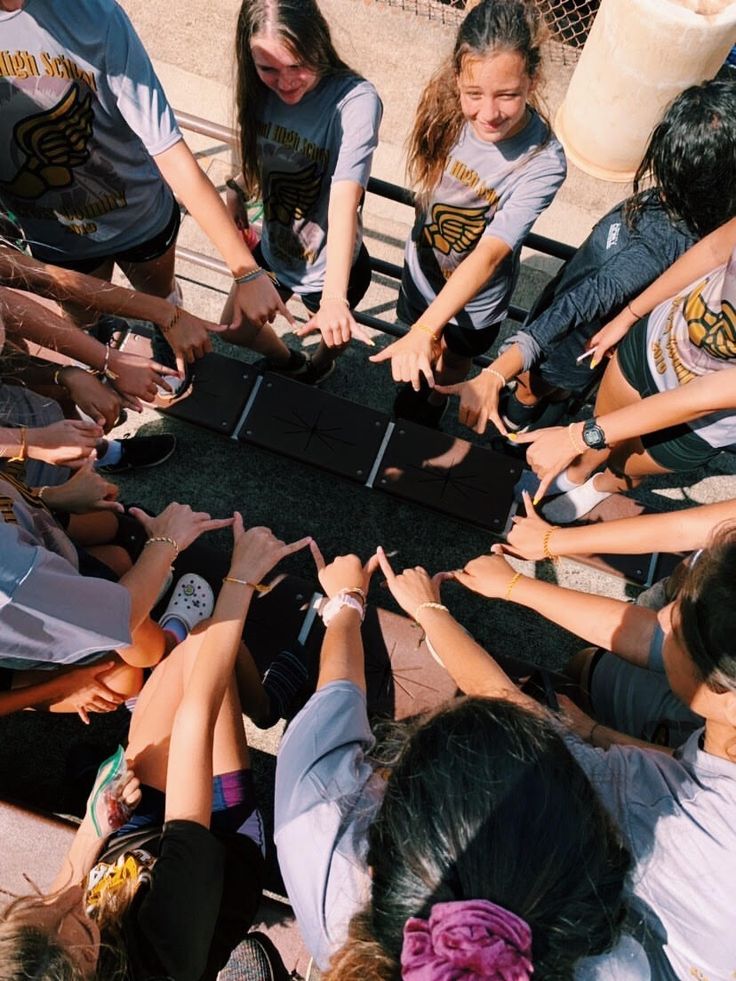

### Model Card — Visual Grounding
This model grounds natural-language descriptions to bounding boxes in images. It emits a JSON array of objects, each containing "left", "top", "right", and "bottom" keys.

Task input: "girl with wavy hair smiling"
[{"left": 370, "top": 0, "right": 566, "bottom": 427}]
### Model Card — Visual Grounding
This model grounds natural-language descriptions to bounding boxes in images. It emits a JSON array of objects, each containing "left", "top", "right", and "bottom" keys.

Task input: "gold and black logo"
[
  {"left": 264, "top": 162, "right": 322, "bottom": 226},
  {"left": 1, "top": 82, "right": 94, "bottom": 200},
  {"left": 684, "top": 280, "right": 736, "bottom": 361},
  {"left": 423, "top": 202, "right": 489, "bottom": 256}
]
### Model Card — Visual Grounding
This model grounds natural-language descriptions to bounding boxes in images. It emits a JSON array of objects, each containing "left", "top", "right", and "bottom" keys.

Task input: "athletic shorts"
[
  {"left": 36, "top": 196, "right": 181, "bottom": 275},
  {"left": 588, "top": 646, "right": 702, "bottom": 748},
  {"left": 110, "top": 768, "right": 265, "bottom": 857},
  {"left": 396, "top": 289, "right": 501, "bottom": 358},
  {"left": 616, "top": 318, "right": 719, "bottom": 471},
  {"left": 254, "top": 241, "right": 372, "bottom": 314}
]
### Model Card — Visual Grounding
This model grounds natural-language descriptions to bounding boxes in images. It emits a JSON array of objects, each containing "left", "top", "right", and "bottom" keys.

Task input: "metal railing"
[{"left": 174, "top": 110, "right": 576, "bottom": 363}]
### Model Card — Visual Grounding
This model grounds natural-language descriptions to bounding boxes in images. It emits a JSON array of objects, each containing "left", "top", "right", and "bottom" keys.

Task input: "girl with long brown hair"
[
  {"left": 222, "top": 0, "right": 383, "bottom": 383},
  {"left": 370, "top": 0, "right": 566, "bottom": 426}
]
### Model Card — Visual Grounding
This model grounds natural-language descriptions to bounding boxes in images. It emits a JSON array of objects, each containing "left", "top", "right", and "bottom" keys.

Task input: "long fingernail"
[
  {"left": 507, "top": 433, "right": 518, "bottom": 442},
  {"left": 533, "top": 496, "right": 541, "bottom": 506},
  {"left": 590, "top": 359, "right": 599, "bottom": 369}
]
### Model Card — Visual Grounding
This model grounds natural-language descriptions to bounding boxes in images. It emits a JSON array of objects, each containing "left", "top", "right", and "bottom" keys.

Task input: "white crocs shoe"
[
  {"left": 160, "top": 573, "right": 214, "bottom": 633},
  {"left": 541, "top": 473, "right": 613, "bottom": 524}
]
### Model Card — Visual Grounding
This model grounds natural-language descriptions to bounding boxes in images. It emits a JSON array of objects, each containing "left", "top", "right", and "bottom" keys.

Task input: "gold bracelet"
[
  {"left": 321, "top": 294, "right": 349, "bottom": 307},
  {"left": 505, "top": 571, "right": 523, "bottom": 602},
  {"left": 53, "top": 367, "right": 70, "bottom": 388},
  {"left": 483, "top": 366, "right": 506, "bottom": 387},
  {"left": 9, "top": 427, "right": 27, "bottom": 463},
  {"left": 567, "top": 423, "right": 586, "bottom": 456},
  {"left": 413, "top": 601, "right": 449, "bottom": 620},
  {"left": 223, "top": 575, "right": 269, "bottom": 593},
  {"left": 542, "top": 527, "right": 559, "bottom": 562},
  {"left": 411, "top": 322, "right": 439, "bottom": 340},
  {"left": 161, "top": 305, "right": 182, "bottom": 335},
  {"left": 144, "top": 536, "right": 179, "bottom": 559}
]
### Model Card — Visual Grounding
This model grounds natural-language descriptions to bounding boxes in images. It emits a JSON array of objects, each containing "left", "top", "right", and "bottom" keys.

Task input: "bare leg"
[
  {"left": 12, "top": 656, "right": 143, "bottom": 713},
  {"left": 117, "top": 618, "right": 167, "bottom": 669},
  {"left": 514, "top": 369, "right": 557, "bottom": 407},
  {"left": 65, "top": 512, "right": 119, "bottom": 546},
  {"left": 428, "top": 344, "right": 472, "bottom": 405},
  {"left": 118, "top": 242, "right": 177, "bottom": 299},
  {"left": 126, "top": 625, "right": 253, "bottom": 791},
  {"left": 310, "top": 337, "right": 346, "bottom": 372}
]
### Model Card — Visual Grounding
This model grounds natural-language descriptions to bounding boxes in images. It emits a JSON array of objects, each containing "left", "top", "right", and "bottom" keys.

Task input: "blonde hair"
[{"left": 407, "top": 0, "right": 547, "bottom": 206}]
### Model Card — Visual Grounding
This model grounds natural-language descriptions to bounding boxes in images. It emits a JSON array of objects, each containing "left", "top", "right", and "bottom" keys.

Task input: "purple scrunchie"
[{"left": 400, "top": 899, "right": 534, "bottom": 981}]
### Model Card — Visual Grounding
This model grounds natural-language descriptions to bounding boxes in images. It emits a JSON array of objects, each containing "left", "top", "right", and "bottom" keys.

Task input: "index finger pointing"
[
  {"left": 376, "top": 545, "right": 396, "bottom": 582},
  {"left": 309, "top": 539, "right": 326, "bottom": 571},
  {"left": 282, "top": 535, "right": 313, "bottom": 557},
  {"left": 278, "top": 298, "right": 296, "bottom": 327}
]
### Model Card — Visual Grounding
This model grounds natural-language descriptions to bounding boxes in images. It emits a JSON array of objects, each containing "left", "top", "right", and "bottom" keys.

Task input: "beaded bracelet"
[
  {"left": 234, "top": 266, "right": 264, "bottom": 285},
  {"left": 567, "top": 422, "right": 586, "bottom": 455},
  {"left": 483, "top": 367, "right": 507, "bottom": 387},
  {"left": 144, "top": 536, "right": 179, "bottom": 559},
  {"left": 411, "top": 322, "right": 439, "bottom": 340},
  {"left": 413, "top": 601, "right": 449, "bottom": 620},
  {"left": 505, "top": 571, "right": 522, "bottom": 602},
  {"left": 542, "top": 527, "right": 559, "bottom": 562}
]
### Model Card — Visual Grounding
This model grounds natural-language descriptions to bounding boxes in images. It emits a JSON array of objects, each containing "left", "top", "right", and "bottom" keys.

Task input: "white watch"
[{"left": 321, "top": 592, "right": 366, "bottom": 626}]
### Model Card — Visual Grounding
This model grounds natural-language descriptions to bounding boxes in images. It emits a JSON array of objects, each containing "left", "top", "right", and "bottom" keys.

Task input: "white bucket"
[{"left": 555, "top": 0, "right": 736, "bottom": 181}]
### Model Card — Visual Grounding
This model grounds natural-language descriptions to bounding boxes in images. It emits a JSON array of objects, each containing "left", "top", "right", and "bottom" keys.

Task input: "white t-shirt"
[{"left": 645, "top": 246, "right": 736, "bottom": 448}]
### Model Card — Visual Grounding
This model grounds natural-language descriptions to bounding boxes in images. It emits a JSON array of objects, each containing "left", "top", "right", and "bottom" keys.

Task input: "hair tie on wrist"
[{"left": 401, "top": 899, "right": 533, "bottom": 981}]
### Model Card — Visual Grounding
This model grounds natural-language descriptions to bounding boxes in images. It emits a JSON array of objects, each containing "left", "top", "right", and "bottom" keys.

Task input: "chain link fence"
[{"left": 368, "top": 0, "right": 599, "bottom": 57}]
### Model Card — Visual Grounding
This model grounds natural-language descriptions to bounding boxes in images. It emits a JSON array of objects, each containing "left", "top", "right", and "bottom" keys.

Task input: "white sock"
[
  {"left": 545, "top": 468, "right": 582, "bottom": 495},
  {"left": 541, "top": 473, "right": 612, "bottom": 523},
  {"left": 95, "top": 439, "right": 122, "bottom": 467}
]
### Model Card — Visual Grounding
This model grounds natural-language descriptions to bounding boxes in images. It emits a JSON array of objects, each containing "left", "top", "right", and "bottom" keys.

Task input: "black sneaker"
[
  {"left": 98, "top": 434, "right": 177, "bottom": 474},
  {"left": 217, "top": 931, "right": 291, "bottom": 981},
  {"left": 393, "top": 380, "right": 447, "bottom": 429},
  {"left": 261, "top": 349, "right": 335, "bottom": 386}
]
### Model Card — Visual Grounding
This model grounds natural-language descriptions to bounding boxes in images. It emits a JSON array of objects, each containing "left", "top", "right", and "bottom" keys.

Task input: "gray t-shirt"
[
  {"left": 0, "top": 519, "right": 131, "bottom": 670},
  {"left": 257, "top": 74, "right": 382, "bottom": 295},
  {"left": 0, "top": 0, "right": 181, "bottom": 262},
  {"left": 400, "top": 112, "right": 566, "bottom": 330},
  {"left": 275, "top": 681, "right": 647, "bottom": 977},
  {"left": 566, "top": 728, "right": 736, "bottom": 979}
]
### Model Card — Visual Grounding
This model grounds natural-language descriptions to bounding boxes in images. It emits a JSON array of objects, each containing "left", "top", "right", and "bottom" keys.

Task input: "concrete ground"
[{"left": 2, "top": 0, "right": 735, "bottom": 941}]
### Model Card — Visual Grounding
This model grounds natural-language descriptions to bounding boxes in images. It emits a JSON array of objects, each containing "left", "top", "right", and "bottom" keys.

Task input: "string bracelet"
[
  {"left": 9, "top": 427, "right": 27, "bottom": 463},
  {"left": 144, "top": 536, "right": 179, "bottom": 559},
  {"left": 542, "top": 527, "right": 559, "bottom": 562},
  {"left": 505, "top": 571, "right": 523, "bottom": 602},
  {"left": 413, "top": 601, "right": 449, "bottom": 621},
  {"left": 234, "top": 266, "right": 264, "bottom": 285},
  {"left": 483, "top": 366, "right": 507, "bottom": 388},
  {"left": 588, "top": 722, "right": 602, "bottom": 745},
  {"left": 626, "top": 301, "right": 643, "bottom": 321},
  {"left": 567, "top": 422, "right": 586, "bottom": 455},
  {"left": 223, "top": 576, "right": 270, "bottom": 593},
  {"left": 162, "top": 305, "right": 182, "bottom": 335}
]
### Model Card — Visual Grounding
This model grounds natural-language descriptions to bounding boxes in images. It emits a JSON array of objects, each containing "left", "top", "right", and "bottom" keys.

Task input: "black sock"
[{"left": 261, "top": 646, "right": 309, "bottom": 726}]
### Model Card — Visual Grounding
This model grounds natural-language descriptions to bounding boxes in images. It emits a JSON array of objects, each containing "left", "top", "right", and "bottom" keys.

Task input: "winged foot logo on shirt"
[
  {"left": 423, "top": 202, "right": 490, "bottom": 256},
  {"left": 265, "top": 162, "right": 322, "bottom": 225},
  {"left": 683, "top": 280, "right": 736, "bottom": 361},
  {"left": 0, "top": 82, "right": 93, "bottom": 200}
]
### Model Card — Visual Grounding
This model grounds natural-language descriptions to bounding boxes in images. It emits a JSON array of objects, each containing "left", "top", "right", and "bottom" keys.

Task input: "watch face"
[{"left": 583, "top": 421, "right": 606, "bottom": 449}]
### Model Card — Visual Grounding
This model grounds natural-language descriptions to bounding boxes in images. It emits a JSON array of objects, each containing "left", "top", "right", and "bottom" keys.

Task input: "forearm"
[
  {"left": 418, "top": 238, "right": 510, "bottom": 334},
  {"left": 52, "top": 815, "right": 103, "bottom": 891},
  {"left": 547, "top": 499, "right": 736, "bottom": 556},
  {"left": 488, "top": 344, "right": 525, "bottom": 382},
  {"left": 0, "top": 247, "right": 174, "bottom": 326},
  {"left": 588, "top": 722, "right": 674, "bottom": 755},
  {"left": 505, "top": 575, "right": 656, "bottom": 666},
  {"left": 317, "top": 608, "right": 365, "bottom": 691},
  {"left": 0, "top": 288, "right": 106, "bottom": 371},
  {"left": 0, "top": 674, "right": 71, "bottom": 716},
  {"left": 417, "top": 606, "right": 530, "bottom": 702},
  {"left": 119, "top": 544, "right": 178, "bottom": 629},
  {"left": 323, "top": 183, "right": 362, "bottom": 297},
  {"left": 155, "top": 141, "right": 257, "bottom": 277},
  {"left": 616, "top": 217, "right": 736, "bottom": 328}
]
